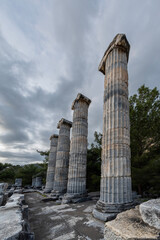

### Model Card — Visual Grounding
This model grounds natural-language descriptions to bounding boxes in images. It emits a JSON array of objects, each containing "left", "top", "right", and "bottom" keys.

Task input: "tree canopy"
[{"left": 130, "top": 85, "right": 160, "bottom": 196}]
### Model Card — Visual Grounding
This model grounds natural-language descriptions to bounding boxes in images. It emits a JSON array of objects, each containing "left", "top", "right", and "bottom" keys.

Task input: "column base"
[
  {"left": 93, "top": 200, "right": 134, "bottom": 222},
  {"left": 92, "top": 208, "right": 117, "bottom": 222},
  {"left": 51, "top": 190, "right": 66, "bottom": 200},
  {"left": 62, "top": 192, "right": 88, "bottom": 204},
  {"left": 43, "top": 188, "right": 52, "bottom": 193}
]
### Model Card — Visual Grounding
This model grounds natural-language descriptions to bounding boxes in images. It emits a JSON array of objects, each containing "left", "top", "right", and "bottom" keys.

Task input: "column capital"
[
  {"left": 98, "top": 34, "right": 130, "bottom": 75},
  {"left": 71, "top": 93, "right": 91, "bottom": 110},
  {"left": 50, "top": 134, "right": 58, "bottom": 140},
  {"left": 57, "top": 118, "right": 72, "bottom": 129}
]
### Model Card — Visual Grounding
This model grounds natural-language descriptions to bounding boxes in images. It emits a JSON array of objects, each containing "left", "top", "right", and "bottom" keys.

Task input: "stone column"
[
  {"left": 63, "top": 93, "right": 91, "bottom": 203},
  {"left": 53, "top": 118, "right": 72, "bottom": 197},
  {"left": 93, "top": 34, "right": 133, "bottom": 221},
  {"left": 44, "top": 134, "right": 58, "bottom": 193}
]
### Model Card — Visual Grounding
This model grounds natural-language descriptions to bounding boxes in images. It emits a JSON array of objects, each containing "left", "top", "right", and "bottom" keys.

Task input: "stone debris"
[
  {"left": 0, "top": 193, "right": 34, "bottom": 240},
  {"left": 93, "top": 33, "right": 133, "bottom": 221},
  {"left": 104, "top": 206, "right": 159, "bottom": 240},
  {"left": 44, "top": 134, "right": 58, "bottom": 193},
  {"left": 139, "top": 198, "right": 160, "bottom": 230}
]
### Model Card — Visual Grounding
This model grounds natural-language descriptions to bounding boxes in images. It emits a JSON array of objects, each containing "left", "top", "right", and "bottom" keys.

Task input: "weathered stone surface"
[
  {"left": 0, "top": 183, "right": 8, "bottom": 194},
  {"left": 35, "top": 177, "right": 42, "bottom": 188},
  {"left": 0, "top": 183, "right": 8, "bottom": 206},
  {"left": 0, "top": 194, "right": 34, "bottom": 240},
  {"left": 92, "top": 208, "right": 117, "bottom": 222},
  {"left": 15, "top": 178, "right": 22, "bottom": 187},
  {"left": 32, "top": 177, "right": 36, "bottom": 188},
  {"left": 0, "top": 195, "right": 3, "bottom": 206},
  {"left": 62, "top": 94, "right": 91, "bottom": 203},
  {"left": 139, "top": 198, "right": 160, "bottom": 230},
  {"left": 44, "top": 134, "right": 58, "bottom": 193},
  {"left": 93, "top": 34, "right": 132, "bottom": 221},
  {"left": 53, "top": 118, "right": 72, "bottom": 196},
  {"left": 104, "top": 206, "right": 159, "bottom": 240}
]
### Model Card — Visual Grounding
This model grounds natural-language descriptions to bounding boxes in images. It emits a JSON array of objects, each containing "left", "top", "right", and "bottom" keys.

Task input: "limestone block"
[
  {"left": 104, "top": 206, "right": 159, "bottom": 240},
  {"left": 139, "top": 198, "right": 160, "bottom": 230},
  {"left": 15, "top": 178, "right": 22, "bottom": 187},
  {"left": 35, "top": 177, "right": 42, "bottom": 188},
  {"left": 0, "top": 194, "right": 34, "bottom": 240},
  {"left": 0, "top": 183, "right": 8, "bottom": 194}
]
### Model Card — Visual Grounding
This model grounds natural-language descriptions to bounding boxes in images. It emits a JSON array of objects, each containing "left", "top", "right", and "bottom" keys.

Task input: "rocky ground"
[{"left": 25, "top": 192, "right": 104, "bottom": 240}]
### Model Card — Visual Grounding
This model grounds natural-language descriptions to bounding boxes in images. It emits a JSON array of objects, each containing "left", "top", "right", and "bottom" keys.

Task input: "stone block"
[
  {"left": 139, "top": 198, "right": 160, "bottom": 230},
  {"left": 104, "top": 206, "right": 159, "bottom": 240}
]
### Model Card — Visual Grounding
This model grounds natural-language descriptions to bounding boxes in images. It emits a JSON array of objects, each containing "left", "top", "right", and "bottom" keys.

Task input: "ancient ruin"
[
  {"left": 63, "top": 93, "right": 91, "bottom": 203},
  {"left": 15, "top": 178, "right": 22, "bottom": 187},
  {"left": 52, "top": 118, "right": 72, "bottom": 197},
  {"left": 44, "top": 134, "right": 58, "bottom": 193},
  {"left": 32, "top": 177, "right": 36, "bottom": 188},
  {"left": 93, "top": 34, "right": 133, "bottom": 221},
  {"left": 35, "top": 177, "right": 42, "bottom": 188}
]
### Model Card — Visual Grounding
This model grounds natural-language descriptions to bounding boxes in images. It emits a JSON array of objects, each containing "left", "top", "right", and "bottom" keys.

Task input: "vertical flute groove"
[
  {"left": 67, "top": 94, "right": 91, "bottom": 195},
  {"left": 96, "top": 34, "right": 132, "bottom": 214},
  {"left": 44, "top": 134, "right": 58, "bottom": 192}
]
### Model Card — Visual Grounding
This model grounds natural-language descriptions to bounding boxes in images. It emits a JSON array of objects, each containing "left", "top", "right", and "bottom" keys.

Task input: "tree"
[
  {"left": 15, "top": 164, "right": 40, "bottom": 186},
  {"left": 130, "top": 85, "right": 160, "bottom": 196},
  {"left": 37, "top": 150, "right": 50, "bottom": 163},
  {"left": 87, "top": 131, "right": 102, "bottom": 191}
]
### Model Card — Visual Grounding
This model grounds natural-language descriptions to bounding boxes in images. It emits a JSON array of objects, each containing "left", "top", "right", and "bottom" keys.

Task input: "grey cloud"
[
  {"left": 0, "top": 0, "right": 160, "bottom": 165},
  {"left": 0, "top": 150, "right": 43, "bottom": 165}
]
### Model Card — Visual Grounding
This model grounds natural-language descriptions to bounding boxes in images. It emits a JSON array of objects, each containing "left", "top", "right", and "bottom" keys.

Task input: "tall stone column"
[
  {"left": 53, "top": 118, "right": 72, "bottom": 197},
  {"left": 44, "top": 134, "right": 58, "bottom": 193},
  {"left": 93, "top": 34, "right": 133, "bottom": 221},
  {"left": 62, "top": 93, "right": 91, "bottom": 203}
]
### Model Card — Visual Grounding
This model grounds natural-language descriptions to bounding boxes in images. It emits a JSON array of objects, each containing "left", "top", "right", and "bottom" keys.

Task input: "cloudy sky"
[{"left": 0, "top": 0, "right": 160, "bottom": 165}]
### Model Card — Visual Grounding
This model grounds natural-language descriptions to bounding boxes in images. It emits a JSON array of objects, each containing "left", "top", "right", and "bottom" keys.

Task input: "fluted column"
[
  {"left": 53, "top": 118, "right": 72, "bottom": 196},
  {"left": 93, "top": 34, "right": 132, "bottom": 221},
  {"left": 66, "top": 93, "right": 91, "bottom": 198},
  {"left": 44, "top": 134, "right": 58, "bottom": 193}
]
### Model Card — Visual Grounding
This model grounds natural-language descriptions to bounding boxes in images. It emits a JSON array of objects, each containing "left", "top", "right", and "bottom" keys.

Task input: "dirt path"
[{"left": 25, "top": 192, "right": 104, "bottom": 240}]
